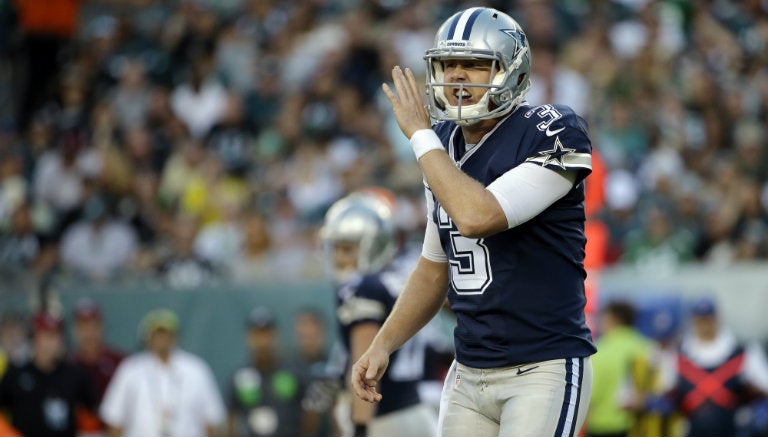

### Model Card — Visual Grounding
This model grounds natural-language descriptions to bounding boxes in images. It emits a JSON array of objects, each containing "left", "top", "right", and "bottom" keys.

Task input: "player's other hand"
[
  {"left": 350, "top": 347, "right": 389, "bottom": 403},
  {"left": 382, "top": 66, "right": 431, "bottom": 139}
]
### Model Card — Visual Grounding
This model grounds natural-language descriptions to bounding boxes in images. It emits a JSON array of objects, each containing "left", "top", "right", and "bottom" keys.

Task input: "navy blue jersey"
[
  {"left": 430, "top": 103, "right": 597, "bottom": 368},
  {"left": 336, "top": 251, "right": 423, "bottom": 416}
]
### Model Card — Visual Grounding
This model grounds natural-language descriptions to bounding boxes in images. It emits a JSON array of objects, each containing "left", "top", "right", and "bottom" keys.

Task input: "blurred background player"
[
  {"left": 320, "top": 190, "right": 437, "bottom": 437},
  {"left": 100, "top": 308, "right": 225, "bottom": 437},
  {"left": 0, "top": 311, "right": 97, "bottom": 437}
]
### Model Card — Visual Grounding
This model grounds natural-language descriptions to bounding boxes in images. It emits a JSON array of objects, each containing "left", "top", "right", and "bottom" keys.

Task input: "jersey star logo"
[{"left": 537, "top": 136, "right": 575, "bottom": 169}]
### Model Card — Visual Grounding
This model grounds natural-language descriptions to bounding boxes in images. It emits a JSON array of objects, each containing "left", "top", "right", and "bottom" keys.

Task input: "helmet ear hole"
[{"left": 517, "top": 74, "right": 526, "bottom": 86}]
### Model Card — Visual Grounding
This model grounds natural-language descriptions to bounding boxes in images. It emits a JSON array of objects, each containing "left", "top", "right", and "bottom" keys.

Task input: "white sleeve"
[
  {"left": 486, "top": 162, "right": 577, "bottom": 229},
  {"left": 99, "top": 360, "right": 130, "bottom": 427},
  {"left": 199, "top": 362, "right": 226, "bottom": 425},
  {"left": 421, "top": 185, "right": 448, "bottom": 263}
]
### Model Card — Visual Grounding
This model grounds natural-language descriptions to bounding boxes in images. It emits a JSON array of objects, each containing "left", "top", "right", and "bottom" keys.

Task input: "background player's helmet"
[
  {"left": 320, "top": 192, "right": 397, "bottom": 278},
  {"left": 425, "top": 7, "right": 531, "bottom": 125}
]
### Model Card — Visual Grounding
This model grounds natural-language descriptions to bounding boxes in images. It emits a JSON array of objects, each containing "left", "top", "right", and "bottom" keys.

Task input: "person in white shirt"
[{"left": 100, "top": 309, "right": 225, "bottom": 437}]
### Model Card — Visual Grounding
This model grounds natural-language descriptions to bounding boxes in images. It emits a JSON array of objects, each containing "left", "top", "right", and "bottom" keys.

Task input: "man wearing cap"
[
  {"left": 70, "top": 298, "right": 125, "bottom": 435},
  {"left": 227, "top": 306, "right": 313, "bottom": 437},
  {"left": 650, "top": 297, "right": 768, "bottom": 437},
  {"left": 100, "top": 308, "right": 225, "bottom": 437},
  {"left": 71, "top": 298, "right": 125, "bottom": 402},
  {"left": 0, "top": 311, "right": 98, "bottom": 437}
]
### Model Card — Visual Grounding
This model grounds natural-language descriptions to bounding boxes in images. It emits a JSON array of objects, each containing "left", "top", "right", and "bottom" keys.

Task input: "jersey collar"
[{"left": 449, "top": 110, "right": 516, "bottom": 167}]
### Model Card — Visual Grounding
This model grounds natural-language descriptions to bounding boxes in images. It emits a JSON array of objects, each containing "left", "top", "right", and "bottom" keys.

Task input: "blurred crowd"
[{"left": 0, "top": 0, "right": 766, "bottom": 287}]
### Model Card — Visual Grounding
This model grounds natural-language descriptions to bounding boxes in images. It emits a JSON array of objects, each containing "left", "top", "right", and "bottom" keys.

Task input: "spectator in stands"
[
  {"left": 205, "top": 93, "right": 254, "bottom": 177},
  {"left": 108, "top": 57, "right": 153, "bottom": 132},
  {"left": 155, "top": 213, "right": 216, "bottom": 289},
  {"left": 193, "top": 193, "right": 249, "bottom": 271},
  {"left": 230, "top": 212, "right": 273, "bottom": 281},
  {"left": 0, "top": 311, "right": 97, "bottom": 437},
  {"left": 32, "top": 128, "right": 99, "bottom": 232},
  {"left": 58, "top": 194, "right": 139, "bottom": 280},
  {"left": 0, "top": 203, "right": 42, "bottom": 272},
  {"left": 170, "top": 47, "right": 229, "bottom": 140},
  {"left": 158, "top": 138, "right": 207, "bottom": 210},
  {"left": 100, "top": 308, "right": 225, "bottom": 437}
]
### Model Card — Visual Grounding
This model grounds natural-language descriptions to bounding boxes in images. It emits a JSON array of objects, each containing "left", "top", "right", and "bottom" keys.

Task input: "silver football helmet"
[
  {"left": 425, "top": 7, "right": 531, "bottom": 125},
  {"left": 319, "top": 192, "right": 397, "bottom": 279}
]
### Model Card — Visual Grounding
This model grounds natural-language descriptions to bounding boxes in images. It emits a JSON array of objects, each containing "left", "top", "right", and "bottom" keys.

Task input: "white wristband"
[{"left": 409, "top": 129, "right": 444, "bottom": 160}]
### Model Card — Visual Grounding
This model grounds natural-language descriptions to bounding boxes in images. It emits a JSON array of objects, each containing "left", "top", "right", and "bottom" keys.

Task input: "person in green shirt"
[{"left": 586, "top": 300, "right": 654, "bottom": 437}]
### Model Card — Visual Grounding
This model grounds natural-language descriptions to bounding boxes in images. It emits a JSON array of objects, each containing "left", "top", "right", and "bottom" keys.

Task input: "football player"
[
  {"left": 320, "top": 191, "right": 438, "bottom": 437},
  {"left": 350, "top": 7, "right": 596, "bottom": 437}
]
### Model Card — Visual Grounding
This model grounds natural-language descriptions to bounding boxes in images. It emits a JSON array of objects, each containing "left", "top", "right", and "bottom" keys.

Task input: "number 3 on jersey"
[{"left": 437, "top": 204, "right": 492, "bottom": 295}]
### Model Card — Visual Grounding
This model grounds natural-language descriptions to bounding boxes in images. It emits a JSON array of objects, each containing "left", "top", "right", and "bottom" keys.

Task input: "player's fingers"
[
  {"left": 404, "top": 68, "right": 421, "bottom": 102},
  {"left": 394, "top": 65, "right": 416, "bottom": 106},
  {"left": 362, "top": 386, "right": 380, "bottom": 403},
  {"left": 351, "top": 363, "right": 375, "bottom": 398},
  {"left": 365, "top": 364, "right": 379, "bottom": 380},
  {"left": 351, "top": 362, "right": 366, "bottom": 387},
  {"left": 350, "top": 358, "right": 384, "bottom": 403},
  {"left": 392, "top": 65, "right": 406, "bottom": 99},
  {"left": 350, "top": 370, "right": 368, "bottom": 399},
  {"left": 381, "top": 83, "right": 398, "bottom": 106},
  {"left": 361, "top": 379, "right": 382, "bottom": 403},
  {"left": 400, "top": 67, "right": 419, "bottom": 105}
]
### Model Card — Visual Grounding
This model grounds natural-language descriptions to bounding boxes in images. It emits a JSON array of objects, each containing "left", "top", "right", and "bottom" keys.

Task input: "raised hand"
[{"left": 382, "top": 66, "right": 432, "bottom": 139}]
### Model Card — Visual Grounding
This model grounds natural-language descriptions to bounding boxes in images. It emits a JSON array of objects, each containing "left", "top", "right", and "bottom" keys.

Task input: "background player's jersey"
[
  {"left": 430, "top": 103, "right": 597, "bottom": 368},
  {"left": 335, "top": 249, "right": 425, "bottom": 416}
]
